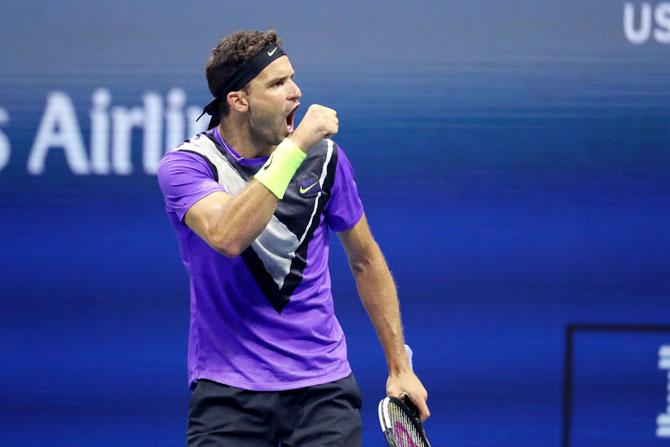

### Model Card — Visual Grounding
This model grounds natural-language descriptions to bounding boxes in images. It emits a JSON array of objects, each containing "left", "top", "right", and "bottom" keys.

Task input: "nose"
[{"left": 288, "top": 78, "right": 301, "bottom": 101}]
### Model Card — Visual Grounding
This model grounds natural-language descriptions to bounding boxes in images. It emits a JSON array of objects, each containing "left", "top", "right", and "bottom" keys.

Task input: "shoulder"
[
  {"left": 303, "top": 139, "right": 360, "bottom": 184},
  {"left": 157, "top": 150, "right": 214, "bottom": 181},
  {"left": 311, "top": 139, "right": 354, "bottom": 165},
  {"left": 159, "top": 132, "right": 220, "bottom": 174},
  {"left": 304, "top": 138, "right": 337, "bottom": 157},
  {"left": 301, "top": 139, "right": 343, "bottom": 172}
]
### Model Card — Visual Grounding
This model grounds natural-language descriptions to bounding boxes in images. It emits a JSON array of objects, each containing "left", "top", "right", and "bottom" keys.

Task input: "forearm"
[
  {"left": 210, "top": 180, "right": 279, "bottom": 255},
  {"left": 351, "top": 243, "right": 411, "bottom": 374},
  {"left": 340, "top": 215, "right": 430, "bottom": 419}
]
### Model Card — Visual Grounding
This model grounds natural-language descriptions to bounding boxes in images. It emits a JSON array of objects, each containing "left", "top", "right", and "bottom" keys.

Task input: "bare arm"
[
  {"left": 184, "top": 180, "right": 278, "bottom": 257},
  {"left": 184, "top": 104, "right": 339, "bottom": 257},
  {"left": 338, "top": 213, "right": 430, "bottom": 420}
]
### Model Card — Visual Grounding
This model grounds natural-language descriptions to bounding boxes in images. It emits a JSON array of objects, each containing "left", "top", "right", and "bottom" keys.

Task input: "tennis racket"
[
  {"left": 378, "top": 396, "right": 431, "bottom": 447},
  {"left": 378, "top": 344, "right": 432, "bottom": 447}
]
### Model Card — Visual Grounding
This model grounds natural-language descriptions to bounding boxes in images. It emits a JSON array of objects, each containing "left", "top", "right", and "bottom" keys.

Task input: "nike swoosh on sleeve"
[{"left": 299, "top": 180, "right": 320, "bottom": 194}]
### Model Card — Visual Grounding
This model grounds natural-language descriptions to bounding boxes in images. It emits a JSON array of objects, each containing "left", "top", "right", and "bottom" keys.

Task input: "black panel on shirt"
[
  {"left": 274, "top": 140, "right": 335, "bottom": 239},
  {"left": 240, "top": 248, "right": 291, "bottom": 313},
  {"left": 278, "top": 145, "right": 338, "bottom": 301}
]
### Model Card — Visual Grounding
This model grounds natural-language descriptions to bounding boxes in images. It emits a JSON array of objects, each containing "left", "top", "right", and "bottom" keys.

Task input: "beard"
[{"left": 247, "top": 103, "right": 287, "bottom": 147}]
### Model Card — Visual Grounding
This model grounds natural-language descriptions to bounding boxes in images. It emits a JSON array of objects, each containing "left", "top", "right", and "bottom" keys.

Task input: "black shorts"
[{"left": 187, "top": 373, "right": 362, "bottom": 447}]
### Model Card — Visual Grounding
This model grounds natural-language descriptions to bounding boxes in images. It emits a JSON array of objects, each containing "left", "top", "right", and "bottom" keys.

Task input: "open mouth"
[{"left": 286, "top": 105, "right": 299, "bottom": 133}]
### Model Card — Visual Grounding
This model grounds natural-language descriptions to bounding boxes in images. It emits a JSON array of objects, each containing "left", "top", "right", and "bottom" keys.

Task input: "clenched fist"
[{"left": 288, "top": 104, "right": 339, "bottom": 152}]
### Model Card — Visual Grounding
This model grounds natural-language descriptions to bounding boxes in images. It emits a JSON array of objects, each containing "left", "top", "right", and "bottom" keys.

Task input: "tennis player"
[{"left": 157, "top": 29, "right": 429, "bottom": 446}]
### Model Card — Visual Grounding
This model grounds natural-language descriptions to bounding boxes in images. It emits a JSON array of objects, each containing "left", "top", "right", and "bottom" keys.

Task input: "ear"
[{"left": 227, "top": 90, "right": 249, "bottom": 113}]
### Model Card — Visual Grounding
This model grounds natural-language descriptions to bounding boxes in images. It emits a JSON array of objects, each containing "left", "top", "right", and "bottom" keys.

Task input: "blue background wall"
[{"left": 1, "top": 1, "right": 669, "bottom": 446}]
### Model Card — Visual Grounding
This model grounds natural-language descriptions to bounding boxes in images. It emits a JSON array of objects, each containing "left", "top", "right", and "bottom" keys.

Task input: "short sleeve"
[
  {"left": 325, "top": 145, "right": 364, "bottom": 232},
  {"left": 157, "top": 151, "right": 227, "bottom": 222}
]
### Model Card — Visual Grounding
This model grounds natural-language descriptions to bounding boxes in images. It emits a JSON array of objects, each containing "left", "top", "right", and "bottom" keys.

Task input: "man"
[{"left": 157, "top": 29, "right": 429, "bottom": 446}]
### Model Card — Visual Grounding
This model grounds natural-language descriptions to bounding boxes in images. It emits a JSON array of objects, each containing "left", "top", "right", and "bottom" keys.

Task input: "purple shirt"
[{"left": 157, "top": 131, "right": 363, "bottom": 390}]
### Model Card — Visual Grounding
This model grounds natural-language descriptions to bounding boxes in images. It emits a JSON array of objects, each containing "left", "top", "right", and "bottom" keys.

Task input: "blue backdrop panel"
[
  {"left": 1, "top": 1, "right": 669, "bottom": 446},
  {"left": 569, "top": 327, "right": 670, "bottom": 447}
]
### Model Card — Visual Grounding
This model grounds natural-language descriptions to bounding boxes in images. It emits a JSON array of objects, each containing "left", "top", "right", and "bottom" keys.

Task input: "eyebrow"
[{"left": 266, "top": 73, "right": 295, "bottom": 85}]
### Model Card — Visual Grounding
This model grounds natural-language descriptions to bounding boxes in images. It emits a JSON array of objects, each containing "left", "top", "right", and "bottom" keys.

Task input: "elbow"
[
  {"left": 348, "top": 243, "right": 383, "bottom": 275},
  {"left": 210, "top": 233, "right": 245, "bottom": 258},
  {"left": 349, "top": 256, "right": 374, "bottom": 275},
  {"left": 217, "top": 245, "right": 243, "bottom": 259}
]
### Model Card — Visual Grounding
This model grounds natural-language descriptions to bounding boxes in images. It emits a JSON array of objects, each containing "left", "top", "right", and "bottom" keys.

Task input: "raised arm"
[
  {"left": 338, "top": 213, "right": 430, "bottom": 421},
  {"left": 183, "top": 104, "right": 338, "bottom": 257}
]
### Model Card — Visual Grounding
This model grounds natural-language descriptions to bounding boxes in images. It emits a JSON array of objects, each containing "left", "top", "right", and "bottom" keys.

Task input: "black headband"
[{"left": 198, "top": 42, "right": 287, "bottom": 129}]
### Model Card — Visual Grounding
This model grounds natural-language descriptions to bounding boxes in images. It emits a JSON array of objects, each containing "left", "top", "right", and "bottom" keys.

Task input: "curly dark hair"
[{"left": 206, "top": 29, "right": 282, "bottom": 117}]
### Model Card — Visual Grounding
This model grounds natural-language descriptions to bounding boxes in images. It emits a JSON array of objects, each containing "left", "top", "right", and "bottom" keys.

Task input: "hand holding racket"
[{"left": 378, "top": 345, "right": 432, "bottom": 446}]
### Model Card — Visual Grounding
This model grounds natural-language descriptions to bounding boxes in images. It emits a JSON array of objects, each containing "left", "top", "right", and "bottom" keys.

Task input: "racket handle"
[{"left": 401, "top": 396, "right": 420, "bottom": 419}]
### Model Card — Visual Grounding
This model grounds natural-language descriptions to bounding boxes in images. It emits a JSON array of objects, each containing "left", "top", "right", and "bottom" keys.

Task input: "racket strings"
[{"left": 388, "top": 403, "right": 424, "bottom": 447}]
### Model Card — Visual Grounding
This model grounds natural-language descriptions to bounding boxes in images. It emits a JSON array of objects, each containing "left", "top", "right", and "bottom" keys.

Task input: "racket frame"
[{"left": 378, "top": 396, "right": 431, "bottom": 447}]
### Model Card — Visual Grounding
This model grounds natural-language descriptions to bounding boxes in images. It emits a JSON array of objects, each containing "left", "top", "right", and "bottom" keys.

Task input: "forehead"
[{"left": 252, "top": 56, "right": 294, "bottom": 84}]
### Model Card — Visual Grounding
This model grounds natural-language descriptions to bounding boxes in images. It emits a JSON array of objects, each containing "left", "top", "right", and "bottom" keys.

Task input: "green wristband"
[{"left": 254, "top": 138, "right": 307, "bottom": 199}]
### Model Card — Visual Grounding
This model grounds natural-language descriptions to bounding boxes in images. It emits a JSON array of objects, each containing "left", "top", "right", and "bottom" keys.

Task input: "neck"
[{"left": 217, "top": 119, "right": 275, "bottom": 159}]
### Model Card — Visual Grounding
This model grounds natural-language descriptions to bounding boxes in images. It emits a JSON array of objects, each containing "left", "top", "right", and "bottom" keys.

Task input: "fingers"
[
  {"left": 409, "top": 393, "right": 431, "bottom": 422},
  {"left": 324, "top": 114, "right": 339, "bottom": 138},
  {"left": 396, "top": 389, "right": 430, "bottom": 422},
  {"left": 386, "top": 374, "right": 431, "bottom": 421},
  {"left": 292, "top": 104, "right": 339, "bottom": 149},
  {"left": 314, "top": 105, "right": 338, "bottom": 137},
  {"left": 315, "top": 104, "right": 337, "bottom": 117}
]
